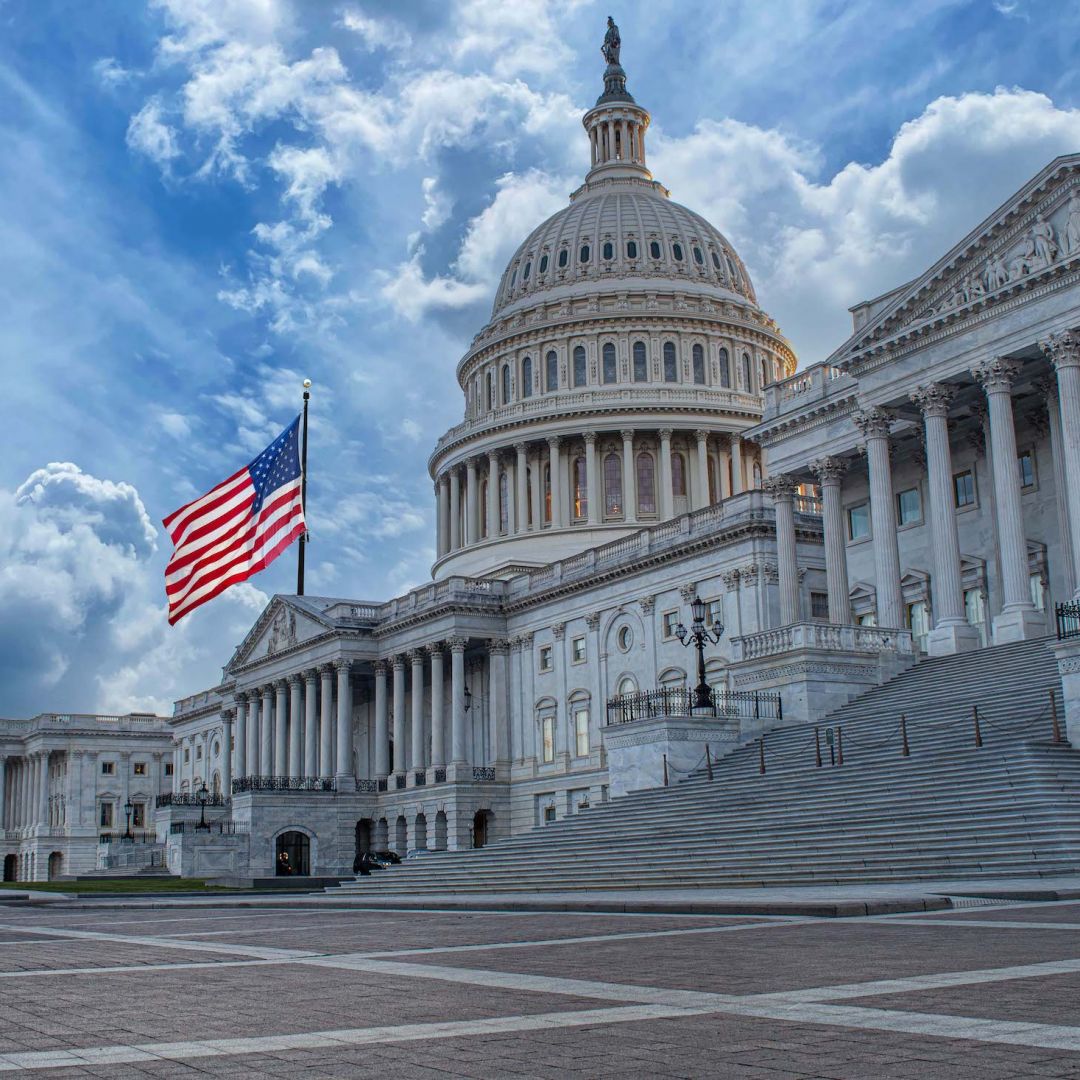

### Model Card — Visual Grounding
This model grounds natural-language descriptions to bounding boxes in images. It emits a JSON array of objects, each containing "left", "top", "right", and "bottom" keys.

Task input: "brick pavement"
[{"left": 0, "top": 900, "right": 1076, "bottom": 1076}]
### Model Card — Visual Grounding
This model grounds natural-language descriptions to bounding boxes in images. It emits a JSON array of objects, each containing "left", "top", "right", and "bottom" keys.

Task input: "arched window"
[
  {"left": 501, "top": 364, "right": 511, "bottom": 404},
  {"left": 604, "top": 452, "right": 622, "bottom": 517},
  {"left": 573, "top": 346, "right": 587, "bottom": 387},
  {"left": 498, "top": 471, "right": 509, "bottom": 533},
  {"left": 544, "top": 463, "right": 552, "bottom": 522},
  {"left": 693, "top": 246, "right": 704, "bottom": 265},
  {"left": 632, "top": 341, "right": 647, "bottom": 382},
  {"left": 711, "top": 250, "right": 722, "bottom": 270},
  {"left": 759, "top": 356, "right": 769, "bottom": 388},
  {"left": 479, "top": 479, "right": 488, "bottom": 538},
  {"left": 753, "top": 461, "right": 763, "bottom": 487},
  {"left": 579, "top": 244, "right": 590, "bottom": 264},
  {"left": 663, "top": 341, "right": 678, "bottom": 382},
  {"left": 602, "top": 342, "right": 617, "bottom": 384},
  {"left": 741, "top": 352, "right": 752, "bottom": 390},
  {"left": 636, "top": 452, "right": 656, "bottom": 515},
  {"left": 523, "top": 261, "right": 531, "bottom": 281},
  {"left": 672, "top": 242, "right": 684, "bottom": 262},
  {"left": 672, "top": 453, "right": 686, "bottom": 498},
  {"left": 626, "top": 240, "right": 638, "bottom": 260},
  {"left": 510, "top": 269, "right": 517, "bottom": 289},
  {"left": 521, "top": 356, "right": 532, "bottom": 398},
  {"left": 539, "top": 253, "right": 548, "bottom": 274},
  {"left": 718, "top": 347, "right": 731, "bottom": 389},
  {"left": 573, "top": 455, "right": 588, "bottom": 520},
  {"left": 617, "top": 675, "right": 636, "bottom": 696},
  {"left": 558, "top": 248, "right": 568, "bottom": 268},
  {"left": 649, "top": 240, "right": 661, "bottom": 259},
  {"left": 486, "top": 371, "right": 494, "bottom": 409},
  {"left": 602, "top": 241, "right": 614, "bottom": 261},
  {"left": 692, "top": 343, "right": 705, "bottom": 385},
  {"left": 546, "top": 350, "right": 558, "bottom": 391}
]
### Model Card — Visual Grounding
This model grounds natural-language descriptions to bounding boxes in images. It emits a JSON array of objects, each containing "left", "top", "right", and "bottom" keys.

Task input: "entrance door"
[
  {"left": 2, "top": 854, "right": 15, "bottom": 882},
  {"left": 47, "top": 852, "right": 62, "bottom": 881},
  {"left": 275, "top": 831, "right": 310, "bottom": 876},
  {"left": 473, "top": 810, "right": 488, "bottom": 849},
  {"left": 355, "top": 819, "right": 372, "bottom": 857}
]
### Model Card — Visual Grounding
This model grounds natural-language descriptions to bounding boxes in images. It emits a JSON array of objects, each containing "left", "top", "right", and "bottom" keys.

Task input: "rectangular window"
[
  {"left": 954, "top": 470, "right": 976, "bottom": 508},
  {"left": 538, "top": 645, "right": 553, "bottom": 672},
  {"left": 1030, "top": 572, "right": 1046, "bottom": 611},
  {"left": 164, "top": 762, "right": 174, "bottom": 777},
  {"left": 133, "top": 762, "right": 147, "bottom": 776},
  {"left": 847, "top": 502, "right": 870, "bottom": 541},
  {"left": 131, "top": 802, "right": 146, "bottom": 828},
  {"left": 183, "top": 748, "right": 190, "bottom": 764},
  {"left": 541, "top": 716, "right": 555, "bottom": 763},
  {"left": 195, "top": 745, "right": 203, "bottom": 760},
  {"left": 896, "top": 487, "right": 921, "bottom": 527},
  {"left": 1018, "top": 451, "right": 1036, "bottom": 489},
  {"left": 543, "top": 805, "right": 556, "bottom": 824},
  {"left": 571, "top": 636, "right": 586, "bottom": 663},
  {"left": 857, "top": 612, "right": 877, "bottom": 627},
  {"left": 100, "top": 761, "right": 115, "bottom": 776},
  {"left": 99, "top": 802, "right": 114, "bottom": 828},
  {"left": 704, "top": 599, "right": 723, "bottom": 627},
  {"left": 661, "top": 610, "right": 680, "bottom": 639},
  {"left": 907, "top": 600, "right": 930, "bottom": 653},
  {"left": 574, "top": 709, "right": 590, "bottom": 757},
  {"left": 965, "top": 588, "right": 988, "bottom": 647},
  {"left": 810, "top": 592, "right": 829, "bottom": 620}
]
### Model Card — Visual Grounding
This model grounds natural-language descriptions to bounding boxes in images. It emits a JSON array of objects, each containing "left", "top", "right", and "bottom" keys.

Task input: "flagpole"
[{"left": 297, "top": 379, "right": 311, "bottom": 596}]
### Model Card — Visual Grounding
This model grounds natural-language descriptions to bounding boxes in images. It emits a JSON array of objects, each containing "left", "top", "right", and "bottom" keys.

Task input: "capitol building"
[{"left": 4, "top": 30, "right": 1080, "bottom": 881}]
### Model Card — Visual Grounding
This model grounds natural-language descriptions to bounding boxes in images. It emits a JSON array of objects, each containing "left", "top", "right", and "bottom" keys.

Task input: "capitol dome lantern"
[{"left": 429, "top": 20, "right": 797, "bottom": 580}]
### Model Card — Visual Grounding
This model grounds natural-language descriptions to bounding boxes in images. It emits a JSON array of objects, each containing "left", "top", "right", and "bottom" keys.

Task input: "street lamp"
[
  {"left": 194, "top": 780, "right": 210, "bottom": 832},
  {"left": 675, "top": 596, "right": 724, "bottom": 712},
  {"left": 463, "top": 684, "right": 473, "bottom": 713},
  {"left": 123, "top": 800, "right": 134, "bottom": 841}
]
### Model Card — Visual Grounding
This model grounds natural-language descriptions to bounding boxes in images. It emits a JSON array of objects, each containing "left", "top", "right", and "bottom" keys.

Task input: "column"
[
  {"left": 764, "top": 476, "right": 801, "bottom": 624},
  {"left": 973, "top": 358, "right": 1046, "bottom": 641},
  {"left": 256, "top": 689, "right": 269, "bottom": 776},
  {"left": 508, "top": 638, "right": 522, "bottom": 764},
  {"left": 0, "top": 756, "right": 6, "bottom": 832},
  {"left": 273, "top": 681, "right": 287, "bottom": 776},
  {"left": 37, "top": 753, "right": 48, "bottom": 827},
  {"left": 911, "top": 384, "right": 980, "bottom": 654},
  {"left": 429, "top": 645, "right": 445, "bottom": 769},
  {"left": 621, "top": 430, "right": 637, "bottom": 523},
  {"left": 810, "top": 457, "right": 852, "bottom": 624},
  {"left": 410, "top": 650, "right": 425, "bottom": 772},
  {"left": 488, "top": 640, "right": 509, "bottom": 764},
  {"left": 1041, "top": 331, "right": 1080, "bottom": 598},
  {"left": 334, "top": 659, "right": 355, "bottom": 790},
  {"left": 437, "top": 475, "right": 450, "bottom": 558},
  {"left": 584, "top": 432, "right": 599, "bottom": 525},
  {"left": 287, "top": 676, "right": 302, "bottom": 779},
  {"left": 449, "top": 638, "right": 468, "bottom": 765},
  {"left": 465, "top": 458, "right": 479, "bottom": 544},
  {"left": 659, "top": 429, "right": 674, "bottom": 518},
  {"left": 1038, "top": 378, "right": 1077, "bottom": 597},
  {"left": 530, "top": 451, "right": 543, "bottom": 531},
  {"left": 373, "top": 661, "right": 389, "bottom": 778},
  {"left": 515, "top": 443, "right": 528, "bottom": 534},
  {"left": 319, "top": 665, "right": 334, "bottom": 777},
  {"left": 730, "top": 436, "right": 744, "bottom": 495},
  {"left": 693, "top": 430, "right": 710, "bottom": 510},
  {"left": 449, "top": 468, "right": 462, "bottom": 551},
  {"left": 234, "top": 694, "right": 247, "bottom": 780},
  {"left": 392, "top": 656, "right": 406, "bottom": 776},
  {"left": 854, "top": 407, "right": 904, "bottom": 629},
  {"left": 486, "top": 450, "right": 499, "bottom": 539},
  {"left": 505, "top": 455, "right": 517, "bottom": 535},
  {"left": 548, "top": 437, "right": 564, "bottom": 527},
  {"left": 220, "top": 711, "right": 233, "bottom": 797},
  {"left": 303, "top": 671, "right": 318, "bottom": 778}
]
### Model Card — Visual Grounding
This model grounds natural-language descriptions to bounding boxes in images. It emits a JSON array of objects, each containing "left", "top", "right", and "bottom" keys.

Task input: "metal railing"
[
  {"left": 394, "top": 774, "right": 407, "bottom": 790},
  {"left": 472, "top": 767, "right": 497, "bottom": 781},
  {"left": 414, "top": 770, "right": 427, "bottom": 786},
  {"left": 434, "top": 767, "right": 447, "bottom": 784},
  {"left": 230, "top": 776, "right": 335, "bottom": 793},
  {"left": 98, "top": 830, "right": 157, "bottom": 844},
  {"left": 606, "top": 688, "right": 783, "bottom": 725},
  {"left": 156, "top": 792, "right": 229, "bottom": 808},
  {"left": 356, "top": 780, "right": 379, "bottom": 793},
  {"left": 170, "top": 820, "right": 250, "bottom": 835},
  {"left": 1057, "top": 600, "right": 1080, "bottom": 640}
]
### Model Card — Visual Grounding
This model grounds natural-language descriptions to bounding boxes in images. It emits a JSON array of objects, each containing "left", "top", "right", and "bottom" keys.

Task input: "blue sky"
[{"left": 2, "top": 0, "right": 1079, "bottom": 717}]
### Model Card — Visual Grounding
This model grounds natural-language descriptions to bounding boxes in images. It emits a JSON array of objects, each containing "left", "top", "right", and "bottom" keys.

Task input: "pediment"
[
  {"left": 831, "top": 155, "right": 1080, "bottom": 364},
  {"left": 227, "top": 595, "right": 331, "bottom": 672}
]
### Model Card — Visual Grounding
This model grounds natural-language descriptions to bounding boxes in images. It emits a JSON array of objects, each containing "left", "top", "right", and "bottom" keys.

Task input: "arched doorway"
[
  {"left": 2, "top": 854, "right": 15, "bottom": 882},
  {"left": 47, "top": 852, "right": 63, "bottom": 881},
  {"left": 394, "top": 816, "right": 407, "bottom": 855},
  {"left": 375, "top": 817, "right": 388, "bottom": 851},
  {"left": 414, "top": 813, "right": 427, "bottom": 851},
  {"left": 434, "top": 811, "right": 448, "bottom": 851},
  {"left": 355, "top": 819, "right": 373, "bottom": 858},
  {"left": 472, "top": 809, "right": 493, "bottom": 849},
  {"left": 275, "top": 831, "right": 310, "bottom": 876}
]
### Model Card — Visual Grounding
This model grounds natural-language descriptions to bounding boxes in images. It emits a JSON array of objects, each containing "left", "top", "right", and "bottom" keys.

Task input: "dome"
[{"left": 492, "top": 183, "right": 758, "bottom": 319}]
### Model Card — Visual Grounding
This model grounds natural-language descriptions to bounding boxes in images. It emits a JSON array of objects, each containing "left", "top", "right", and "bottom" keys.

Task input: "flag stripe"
[{"left": 162, "top": 467, "right": 250, "bottom": 543}]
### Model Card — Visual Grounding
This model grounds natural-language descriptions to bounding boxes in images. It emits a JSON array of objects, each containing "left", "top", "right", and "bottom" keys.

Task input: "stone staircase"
[{"left": 332, "top": 638, "right": 1080, "bottom": 894}]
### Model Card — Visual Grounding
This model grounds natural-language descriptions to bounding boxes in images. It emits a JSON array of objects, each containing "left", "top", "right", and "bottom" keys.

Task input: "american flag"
[{"left": 163, "top": 417, "right": 306, "bottom": 625}]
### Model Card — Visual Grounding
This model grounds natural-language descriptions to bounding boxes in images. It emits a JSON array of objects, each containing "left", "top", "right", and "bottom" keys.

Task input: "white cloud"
[
  {"left": 379, "top": 252, "right": 490, "bottom": 322},
  {"left": 93, "top": 57, "right": 134, "bottom": 88},
  {"left": 126, "top": 97, "right": 181, "bottom": 165},
  {"left": 420, "top": 176, "right": 452, "bottom": 232},
  {"left": 448, "top": 0, "right": 582, "bottom": 79},
  {"left": 339, "top": 10, "right": 412, "bottom": 52}
]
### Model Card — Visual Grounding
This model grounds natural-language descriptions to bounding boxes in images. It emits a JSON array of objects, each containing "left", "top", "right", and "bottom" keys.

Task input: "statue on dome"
[{"left": 601, "top": 16, "right": 621, "bottom": 66}]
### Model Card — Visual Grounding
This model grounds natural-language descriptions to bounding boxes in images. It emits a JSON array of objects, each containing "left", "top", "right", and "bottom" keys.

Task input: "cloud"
[
  {"left": 126, "top": 97, "right": 182, "bottom": 165},
  {"left": 339, "top": 10, "right": 412, "bottom": 53},
  {"left": 93, "top": 58, "right": 135, "bottom": 88}
]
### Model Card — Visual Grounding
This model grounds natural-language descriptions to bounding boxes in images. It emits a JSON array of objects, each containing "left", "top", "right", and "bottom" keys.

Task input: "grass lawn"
[{"left": 0, "top": 878, "right": 245, "bottom": 894}]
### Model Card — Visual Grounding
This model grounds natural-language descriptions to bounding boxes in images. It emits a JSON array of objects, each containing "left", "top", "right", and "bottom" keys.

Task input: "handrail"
[
  {"left": 1056, "top": 600, "right": 1080, "bottom": 640},
  {"left": 155, "top": 793, "right": 229, "bottom": 808},
  {"left": 231, "top": 776, "right": 335, "bottom": 793},
  {"left": 606, "top": 688, "right": 782, "bottom": 725}
]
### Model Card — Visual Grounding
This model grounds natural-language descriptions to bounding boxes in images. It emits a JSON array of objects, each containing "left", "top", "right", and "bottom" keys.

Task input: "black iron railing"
[
  {"left": 356, "top": 780, "right": 379, "bottom": 793},
  {"left": 98, "top": 830, "right": 157, "bottom": 844},
  {"left": 155, "top": 792, "right": 229, "bottom": 808},
  {"left": 414, "top": 770, "right": 427, "bottom": 786},
  {"left": 434, "top": 767, "right": 447, "bottom": 784},
  {"left": 394, "top": 774, "right": 407, "bottom": 790},
  {"left": 230, "top": 776, "right": 335, "bottom": 793},
  {"left": 472, "top": 767, "right": 497, "bottom": 781},
  {"left": 170, "top": 820, "right": 250, "bottom": 835},
  {"left": 606, "top": 688, "right": 783, "bottom": 725},
  {"left": 1057, "top": 600, "right": 1080, "bottom": 640},
  {"left": 377, "top": 777, "right": 388, "bottom": 792}
]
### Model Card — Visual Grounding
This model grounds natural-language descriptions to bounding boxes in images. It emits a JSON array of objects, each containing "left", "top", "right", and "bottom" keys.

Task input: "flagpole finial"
[{"left": 303, "top": 378, "right": 312, "bottom": 390}]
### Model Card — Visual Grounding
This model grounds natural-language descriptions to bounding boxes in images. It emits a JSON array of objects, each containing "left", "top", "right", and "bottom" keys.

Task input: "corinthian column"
[
  {"left": 220, "top": 711, "right": 233, "bottom": 797},
  {"left": 392, "top": 656, "right": 406, "bottom": 776},
  {"left": 233, "top": 694, "right": 247, "bottom": 780},
  {"left": 911, "top": 384, "right": 979, "bottom": 654},
  {"left": 486, "top": 450, "right": 499, "bottom": 538},
  {"left": 584, "top": 432, "right": 599, "bottom": 525},
  {"left": 273, "top": 680, "right": 288, "bottom": 777},
  {"left": 449, "top": 638, "right": 468, "bottom": 765},
  {"left": 810, "top": 457, "right": 851, "bottom": 624},
  {"left": 465, "top": 458, "right": 478, "bottom": 544},
  {"left": 1041, "top": 330, "right": 1080, "bottom": 598},
  {"left": 763, "top": 475, "right": 801, "bottom": 625},
  {"left": 515, "top": 442, "right": 528, "bottom": 534},
  {"left": 429, "top": 644, "right": 445, "bottom": 769},
  {"left": 853, "top": 407, "right": 904, "bottom": 629},
  {"left": 334, "top": 659, "right": 355, "bottom": 791},
  {"left": 303, "top": 670, "right": 318, "bottom": 778},
  {"left": 410, "top": 650, "right": 426, "bottom": 771},
  {"left": 449, "top": 468, "right": 461, "bottom": 550},
  {"left": 373, "top": 661, "right": 389, "bottom": 778},
  {"left": 658, "top": 429, "right": 674, "bottom": 518},
  {"left": 259, "top": 686, "right": 273, "bottom": 775},
  {"left": 693, "top": 430, "right": 710, "bottom": 510},
  {"left": 288, "top": 675, "right": 302, "bottom": 780},
  {"left": 548, "top": 437, "right": 564, "bottom": 527},
  {"left": 973, "top": 358, "right": 1045, "bottom": 641},
  {"left": 319, "top": 664, "right": 333, "bottom": 776},
  {"left": 620, "top": 430, "right": 637, "bottom": 522}
]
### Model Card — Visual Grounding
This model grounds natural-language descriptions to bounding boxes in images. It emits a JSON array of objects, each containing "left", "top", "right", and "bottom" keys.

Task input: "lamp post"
[
  {"left": 675, "top": 596, "right": 724, "bottom": 712},
  {"left": 194, "top": 780, "right": 210, "bottom": 832},
  {"left": 123, "top": 800, "right": 134, "bottom": 842}
]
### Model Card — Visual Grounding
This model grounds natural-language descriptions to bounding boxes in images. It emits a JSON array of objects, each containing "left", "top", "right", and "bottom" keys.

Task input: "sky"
[{"left": 1, "top": 0, "right": 1080, "bottom": 718}]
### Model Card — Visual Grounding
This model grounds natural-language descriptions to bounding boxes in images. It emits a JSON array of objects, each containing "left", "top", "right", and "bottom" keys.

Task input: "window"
[
  {"left": 847, "top": 502, "right": 870, "bottom": 541},
  {"left": 857, "top": 612, "right": 877, "bottom": 627},
  {"left": 541, "top": 717, "right": 555, "bottom": 763},
  {"left": 99, "top": 802, "right": 114, "bottom": 828},
  {"left": 165, "top": 762, "right": 174, "bottom": 777},
  {"left": 759, "top": 357, "right": 769, "bottom": 388},
  {"left": 636, "top": 453, "right": 657, "bottom": 515},
  {"left": 131, "top": 802, "right": 146, "bottom": 828},
  {"left": 693, "top": 245, "right": 704, "bottom": 265},
  {"left": 604, "top": 452, "right": 622, "bottom": 516},
  {"left": 522, "top": 356, "right": 532, "bottom": 398},
  {"left": 183, "top": 747, "right": 190, "bottom": 764},
  {"left": 133, "top": 762, "right": 147, "bottom": 776},
  {"left": 480, "top": 479, "right": 488, "bottom": 537},
  {"left": 810, "top": 591, "right": 829, "bottom": 620},
  {"left": 704, "top": 599, "right": 723, "bottom": 627},
  {"left": 212, "top": 740, "right": 220, "bottom": 758},
  {"left": 544, "top": 463, "right": 552, "bottom": 522},
  {"left": 574, "top": 709, "right": 590, "bottom": 757},
  {"left": 539, "top": 645, "right": 553, "bottom": 672},
  {"left": 510, "top": 269, "right": 517, "bottom": 289},
  {"left": 195, "top": 744, "right": 202, "bottom": 760},
  {"left": 896, "top": 488, "right": 922, "bottom": 527},
  {"left": 572, "top": 636, "right": 586, "bottom": 663},
  {"left": 523, "top": 260, "right": 531, "bottom": 281},
  {"left": 741, "top": 352, "right": 752, "bottom": 390},
  {"left": 486, "top": 370, "right": 494, "bottom": 409},
  {"left": 626, "top": 240, "right": 638, "bottom": 259},
  {"left": 101, "top": 761, "right": 115, "bottom": 776},
  {"left": 1030, "top": 573, "right": 1046, "bottom": 611},
  {"left": 573, "top": 455, "right": 588, "bottom": 520},
  {"left": 632, "top": 341, "right": 647, "bottom": 382},
  {"left": 712, "top": 250, "right": 722, "bottom": 270},
  {"left": 692, "top": 343, "right": 705, "bottom": 385},
  {"left": 965, "top": 588, "right": 988, "bottom": 647},
  {"left": 501, "top": 364, "right": 511, "bottom": 404},
  {"left": 718, "top": 347, "right": 730, "bottom": 388},
  {"left": 539, "top": 253, "right": 548, "bottom": 274},
  {"left": 663, "top": 341, "right": 677, "bottom": 382},
  {"left": 708, "top": 456, "right": 719, "bottom": 503},
  {"left": 546, "top": 350, "right": 558, "bottom": 391},
  {"left": 602, "top": 241, "right": 614, "bottom": 260},
  {"left": 662, "top": 610, "right": 680, "bottom": 639},
  {"left": 671, "top": 453, "right": 686, "bottom": 498},
  {"left": 543, "top": 803, "right": 556, "bottom": 823},
  {"left": 954, "top": 470, "right": 976, "bottom": 508},
  {"left": 649, "top": 240, "right": 662, "bottom": 259},
  {"left": 602, "top": 342, "right": 617, "bottom": 384},
  {"left": 617, "top": 626, "right": 633, "bottom": 652},
  {"left": 672, "top": 242, "right": 684, "bottom": 262},
  {"left": 579, "top": 244, "right": 590, "bottom": 264},
  {"left": 907, "top": 601, "right": 931, "bottom": 653},
  {"left": 573, "top": 345, "right": 587, "bottom": 387},
  {"left": 1019, "top": 451, "right": 1036, "bottom": 489},
  {"left": 499, "top": 471, "right": 509, "bottom": 533},
  {"left": 558, "top": 248, "right": 568, "bottom": 268},
  {"left": 617, "top": 676, "right": 636, "bottom": 697}
]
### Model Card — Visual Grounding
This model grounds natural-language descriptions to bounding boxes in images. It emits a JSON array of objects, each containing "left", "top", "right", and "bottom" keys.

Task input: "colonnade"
[{"left": 0, "top": 753, "right": 49, "bottom": 831}]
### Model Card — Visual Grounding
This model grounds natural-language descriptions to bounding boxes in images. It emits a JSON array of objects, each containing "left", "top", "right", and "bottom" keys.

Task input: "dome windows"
[
  {"left": 718, "top": 347, "right": 731, "bottom": 389},
  {"left": 672, "top": 242, "right": 684, "bottom": 262},
  {"left": 711, "top": 251, "right": 722, "bottom": 271},
  {"left": 545, "top": 350, "right": 559, "bottom": 391},
  {"left": 501, "top": 364, "right": 511, "bottom": 405},
  {"left": 602, "top": 342, "right": 617, "bottom": 384},
  {"left": 523, "top": 261, "right": 531, "bottom": 281},
  {"left": 649, "top": 240, "right": 661, "bottom": 260},
  {"left": 636, "top": 453, "right": 656, "bottom": 516},
  {"left": 539, "top": 254, "right": 549, "bottom": 274},
  {"left": 632, "top": 341, "right": 647, "bottom": 382},
  {"left": 579, "top": 244, "right": 591, "bottom": 264},
  {"left": 510, "top": 269, "right": 517, "bottom": 289},
  {"left": 626, "top": 240, "right": 638, "bottom": 260},
  {"left": 693, "top": 246, "right": 704, "bottom": 266},
  {"left": 522, "top": 356, "right": 533, "bottom": 398},
  {"left": 558, "top": 248, "right": 569, "bottom": 269},
  {"left": 692, "top": 344, "right": 705, "bottom": 385},
  {"left": 602, "top": 241, "right": 614, "bottom": 261},
  {"left": 573, "top": 346, "right": 587, "bottom": 387},
  {"left": 604, "top": 452, "right": 622, "bottom": 517},
  {"left": 663, "top": 341, "right": 678, "bottom": 382}
]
